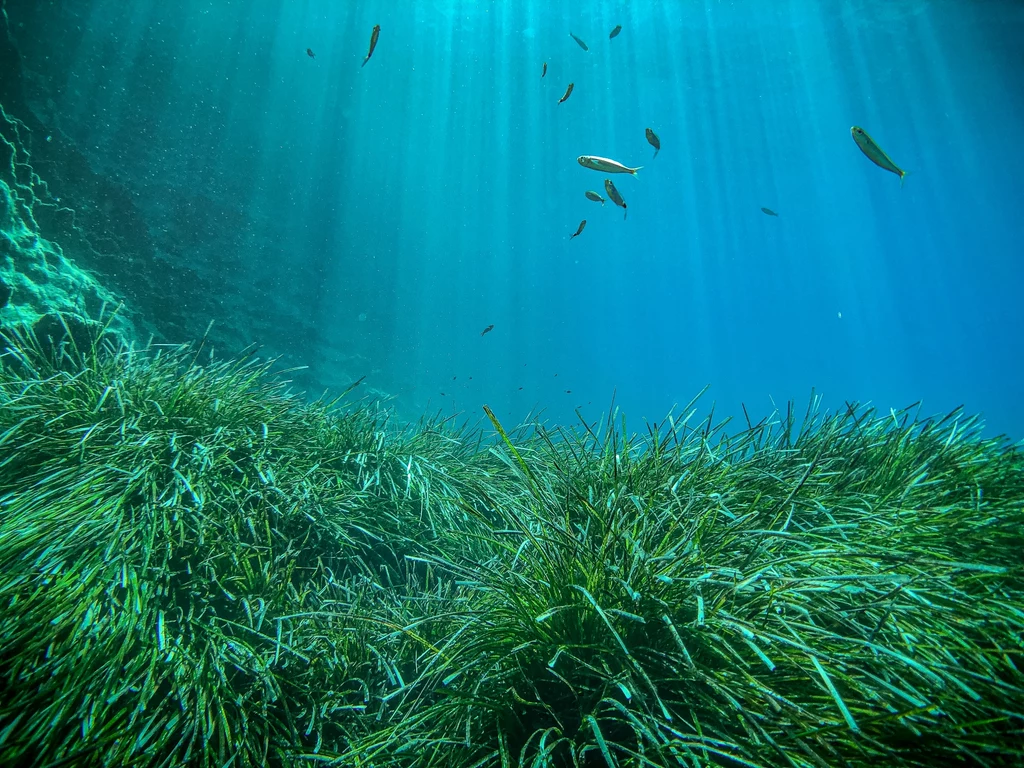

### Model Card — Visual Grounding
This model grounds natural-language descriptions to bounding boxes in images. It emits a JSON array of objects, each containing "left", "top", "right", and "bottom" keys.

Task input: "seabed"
[{"left": 2, "top": 99, "right": 1024, "bottom": 768}]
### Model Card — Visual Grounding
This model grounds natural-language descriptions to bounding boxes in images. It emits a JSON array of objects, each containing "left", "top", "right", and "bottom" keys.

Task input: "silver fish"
[{"left": 578, "top": 155, "right": 642, "bottom": 175}]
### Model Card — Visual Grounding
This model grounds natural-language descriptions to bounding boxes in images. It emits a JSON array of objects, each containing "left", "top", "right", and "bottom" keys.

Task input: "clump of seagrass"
[
  {"left": 1, "top": 321, "right": 1022, "bottom": 768},
  {"left": 335, "top": 397, "right": 1024, "bottom": 767},
  {"left": 0, "top": 316, "right": 502, "bottom": 767}
]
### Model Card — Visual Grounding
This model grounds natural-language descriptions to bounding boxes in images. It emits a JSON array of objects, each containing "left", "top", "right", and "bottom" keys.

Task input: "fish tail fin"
[
  {"left": 361, "top": 56, "right": 369, "bottom": 67},
  {"left": 631, "top": 166, "right": 643, "bottom": 176},
  {"left": 899, "top": 169, "right": 910, "bottom": 189},
  {"left": 653, "top": 149, "right": 659, "bottom": 159}
]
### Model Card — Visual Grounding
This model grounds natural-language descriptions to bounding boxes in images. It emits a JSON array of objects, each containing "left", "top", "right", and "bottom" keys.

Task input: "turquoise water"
[{"left": 5, "top": 0, "right": 1023, "bottom": 434}]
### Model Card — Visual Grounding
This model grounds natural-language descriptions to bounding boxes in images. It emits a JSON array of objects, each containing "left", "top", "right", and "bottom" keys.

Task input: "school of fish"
[
  {"left": 546, "top": 28, "right": 906, "bottom": 238},
  {"left": 309, "top": 21, "right": 908, "bottom": 243},
  {"left": 299, "top": 21, "right": 912, "bottom": 411}
]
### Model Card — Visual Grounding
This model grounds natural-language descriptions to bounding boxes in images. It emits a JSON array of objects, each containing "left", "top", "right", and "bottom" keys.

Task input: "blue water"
[{"left": 7, "top": 0, "right": 1024, "bottom": 436}]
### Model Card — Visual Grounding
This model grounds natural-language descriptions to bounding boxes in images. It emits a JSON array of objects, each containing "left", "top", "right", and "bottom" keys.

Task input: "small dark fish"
[
  {"left": 306, "top": 48, "right": 316, "bottom": 59},
  {"left": 565, "top": 390, "right": 572, "bottom": 394},
  {"left": 585, "top": 191, "right": 605, "bottom": 205},
  {"left": 851, "top": 126, "right": 907, "bottom": 186},
  {"left": 481, "top": 324, "right": 494, "bottom": 336},
  {"left": 235, "top": 342, "right": 260, "bottom": 364},
  {"left": 645, "top": 128, "right": 661, "bottom": 159},
  {"left": 452, "top": 375, "right": 457, "bottom": 379},
  {"left": 570, "top": 220, "right": 587, "bottom": 239},
  {"left": 341, "top": 374, "right": 366, "bottom": 397},
  {"left": 518, "top": 387, "right": 523, "bottom": 390},
  {"left": 604, "top": 178, "right": 627, "bottom": 220},
  {"left": 362, "top": 25, "right": 380, "bottom": 67},
  {"left": 440, "top": 392, "right": 446, "bottom": 396},
  {"left": 609, "top": 25, "right": 622, "bottom": 39},
  {"left": 569, "top": 32, "right": 589, "bottom": 51},
  {"left": 558, "top": 82, "right": 574, "bottom": 104},
  {"left": 542, "top": 61, "right": 547, "bottom": 78},
  {"left": 761, "top": 207, "right": 779, "bottom": 217}
]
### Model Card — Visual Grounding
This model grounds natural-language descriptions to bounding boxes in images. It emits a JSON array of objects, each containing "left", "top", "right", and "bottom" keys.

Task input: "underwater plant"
[{"left": 0, "top": 320, "right": 1022, "bottom": 767}]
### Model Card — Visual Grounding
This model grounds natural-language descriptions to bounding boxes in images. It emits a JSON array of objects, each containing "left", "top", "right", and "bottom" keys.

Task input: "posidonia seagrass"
[{"left": 1, "top": 318, "right": 1022, "bottom": 767}]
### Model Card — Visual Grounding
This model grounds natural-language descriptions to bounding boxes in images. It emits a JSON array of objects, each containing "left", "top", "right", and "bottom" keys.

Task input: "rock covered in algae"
[{"left": 0, "top": 113, "right": 134, "bottom": 342}]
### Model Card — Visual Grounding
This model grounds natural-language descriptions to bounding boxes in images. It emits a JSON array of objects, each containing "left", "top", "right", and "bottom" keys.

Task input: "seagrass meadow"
[{"left": 0, "top": 320, "right": 1022, "bottom": 767}]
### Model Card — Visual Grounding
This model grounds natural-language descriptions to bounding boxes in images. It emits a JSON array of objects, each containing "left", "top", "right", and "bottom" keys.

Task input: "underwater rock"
[
  {"left": 0, "top": 10, "right": 27, "bottom": 113},
  {"left": 0, "top": 181, "right": 133, "bottom": 336},
  {"left": 0, "top": 311, "right": 127, "bottom": 376},
  {"left": 31, "top": 311, "right": 94, "bottom": 348},
  {"left": 2, "top": 4, "right": 319, "bottom": 370},
  {"left": 31, "top": 311, "right": 113, "bottom": 357},
  {"left": 1, "top": 87, "right": 138, "bottom": 345}
]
